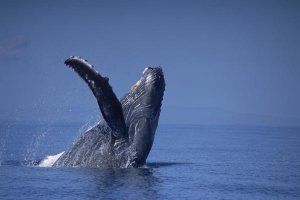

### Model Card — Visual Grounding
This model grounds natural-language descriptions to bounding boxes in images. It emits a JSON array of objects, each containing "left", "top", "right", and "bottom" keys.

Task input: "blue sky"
[{"left": 0, "top": 0, "right": 299, "bottom": 125}]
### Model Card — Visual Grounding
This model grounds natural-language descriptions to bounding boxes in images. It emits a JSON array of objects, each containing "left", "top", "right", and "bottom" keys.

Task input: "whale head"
[
  {"left": 125, "top": 67, "right": 165, "bottom": 120},
  {"left": 121, "top": 67, "right": 165, "bottom": 166}
]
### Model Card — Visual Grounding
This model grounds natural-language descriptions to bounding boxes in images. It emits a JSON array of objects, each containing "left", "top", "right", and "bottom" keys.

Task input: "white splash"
[{"left": 38, "top": 152, "right": 64, "bottom": 167}]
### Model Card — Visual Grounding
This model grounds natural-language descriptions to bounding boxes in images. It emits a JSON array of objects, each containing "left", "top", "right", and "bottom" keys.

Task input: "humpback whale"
[{"left": 53, "top": 56, "right": 165, "bottom": 168}]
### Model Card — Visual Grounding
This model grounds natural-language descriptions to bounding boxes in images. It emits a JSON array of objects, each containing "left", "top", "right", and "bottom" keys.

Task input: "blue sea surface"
[{"left": 0, "top": 123, "right": 300, "bottom": 199}]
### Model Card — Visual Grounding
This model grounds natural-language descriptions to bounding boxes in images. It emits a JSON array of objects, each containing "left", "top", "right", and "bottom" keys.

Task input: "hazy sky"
[{"left": 0, "top": 0, "right": 299, "bottom": 124}]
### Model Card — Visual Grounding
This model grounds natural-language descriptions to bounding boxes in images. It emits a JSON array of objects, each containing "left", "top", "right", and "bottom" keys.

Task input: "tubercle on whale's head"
[
  {"left": 130, "top": 67, "right": 164, "bottom": 90},
  {"left": 130, "top": 67, "right": 165, "bottom": 115},
  {"left": 144, "top": 67, "right": 165, "bottom": 97}
]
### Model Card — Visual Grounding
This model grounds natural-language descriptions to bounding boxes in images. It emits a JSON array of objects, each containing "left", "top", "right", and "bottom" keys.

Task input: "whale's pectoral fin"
[{"left": 64, "top": 56, "right": 127, "bottom": 140}]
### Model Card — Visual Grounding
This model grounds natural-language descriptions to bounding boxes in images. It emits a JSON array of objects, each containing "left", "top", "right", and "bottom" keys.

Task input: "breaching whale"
[{"left": 53, "top": 56, "right": 165, "bottom": 168}]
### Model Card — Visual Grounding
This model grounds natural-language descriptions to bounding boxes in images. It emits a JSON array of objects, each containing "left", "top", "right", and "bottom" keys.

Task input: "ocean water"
[{"left": 0, "top": 123, "right": 299, "bottom": 199}]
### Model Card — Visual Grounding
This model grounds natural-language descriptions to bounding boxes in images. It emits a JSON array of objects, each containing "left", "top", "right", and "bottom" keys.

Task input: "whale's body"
[{"left": 53, "top": 57, "right": 165, "bottom": 168}]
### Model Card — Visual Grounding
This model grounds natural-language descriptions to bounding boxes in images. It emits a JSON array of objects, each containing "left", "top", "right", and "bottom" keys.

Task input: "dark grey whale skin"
[{"left": 53, "top": 56, "right": 165, "bottom": 168}]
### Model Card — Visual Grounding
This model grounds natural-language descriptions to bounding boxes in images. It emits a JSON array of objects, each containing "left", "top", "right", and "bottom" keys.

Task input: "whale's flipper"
[{"left": 64, "top": 56, "right": 127, "bottom": 140}]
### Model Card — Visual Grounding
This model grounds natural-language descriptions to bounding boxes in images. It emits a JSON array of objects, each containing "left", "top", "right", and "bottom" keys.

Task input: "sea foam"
[{"left": 38, "top": 152, "right": 64, "bottom": 167}]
